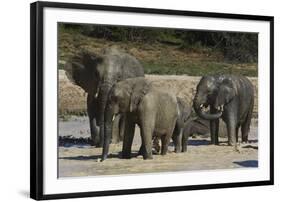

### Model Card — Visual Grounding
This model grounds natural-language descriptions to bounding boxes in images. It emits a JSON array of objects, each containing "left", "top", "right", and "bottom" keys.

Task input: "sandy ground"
[{"left": 58, "top": 116, "right": 258, "bottom": 177}]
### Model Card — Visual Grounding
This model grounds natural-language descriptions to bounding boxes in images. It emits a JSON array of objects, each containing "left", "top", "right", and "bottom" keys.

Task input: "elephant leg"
[
  {"left": 174, "top": 128, "right": 183, "bottom": 153},
  {"left": 160, "top": 135, "right": 170, "bottom": 155},
  {"left": 181, "top": 133, "right": 187, "bottom": 152},
  {"left": 241, "top": 111, "right": 252, "bottom": 143},
  {"left": 139, "top": 125, "right": 153, "bottom": 160},
  {"left": 152, "top": 136, "right": 160, "bottom": 154},
  {"left": 210, "top": 119, "right": 219, "bottom": 145},
  {"left": 119, "top": 114, "right": 126, "bottom": 141},
  {"left": 122, "top": 117, "right": 135, "bottom": 159},
  {"left": 138, "top": 143, "right": 144, "bottom": 156},
  {"left": 87, "top": 95, "right": 100, "bottom": 146},
  {"left": 226, "top": 120, "right": 237, "bottom": 147},
  {"left": 89, "top": 118, "right": 100, "bottom": 146},
  {"left": 241, "top": 121, "right": 251, "bottom": 143},
  {"left": 111, "top": 114, "right": 121, "bottom": 144},
  {"left": 235, "top": 125, "right": 240, "bottom": 143}
]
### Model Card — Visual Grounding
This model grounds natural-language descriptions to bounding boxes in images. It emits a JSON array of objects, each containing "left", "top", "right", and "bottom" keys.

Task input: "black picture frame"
[{"left": 30, "top": 1, "right": 274, "bottom": 200}]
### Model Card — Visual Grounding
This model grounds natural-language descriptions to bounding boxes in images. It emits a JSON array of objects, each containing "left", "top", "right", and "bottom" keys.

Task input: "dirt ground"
[{"left": 58, "top": 116, "right": 258, "bottom": 178}]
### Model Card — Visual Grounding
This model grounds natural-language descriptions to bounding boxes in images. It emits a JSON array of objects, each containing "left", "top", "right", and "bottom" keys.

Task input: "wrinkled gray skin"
[
  {"left": 183, "top": 118, "right": 210, "bottom": 137},
  {"left": 172, "top": 97, "right": 192, "bottom": 153},
  {"left": 65, "top": 47, "right": 144, "bottom": 147},
  {"left": 193, "top": 75, "right": 254, "bottom": 147},
  {"left": 181, "top": 118, "right": 210, "bottom": 149},
  {"left": 102, "top": 78, "right": 178, "bottom": 161}
]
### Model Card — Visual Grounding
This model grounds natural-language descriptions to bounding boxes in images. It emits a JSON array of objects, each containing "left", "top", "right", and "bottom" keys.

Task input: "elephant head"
[
  {"left": 193, "top": 75, "right": 224, "bottom": 120},
  {"left": 102, "top": 78, "right": 151, "bottom": 161}
]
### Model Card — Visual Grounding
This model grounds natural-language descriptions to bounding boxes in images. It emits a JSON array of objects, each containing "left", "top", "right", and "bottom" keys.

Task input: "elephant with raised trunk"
[
  {"left": 193, "top": 75, "right": 254, "bottom": 148},
  {"left": 65, "top": 47, "right": 144, "bottom": 147},
  {"left": 101, "top": 78, "right": 178, "bottom": 161}
]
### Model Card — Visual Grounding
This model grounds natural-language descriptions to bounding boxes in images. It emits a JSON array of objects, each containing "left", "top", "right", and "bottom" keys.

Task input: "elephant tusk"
[
  {"left": 95, "top": 88, "right": 100, "bottom": 98},
  {"left": 112, "top": 114, "right": 116, "bottom": 121},
  {"left": 221, "top": 105, "right": 224, "bottom": 111},
  {"left": 200, "top": 104, "right": 204, "bottom": 108}
]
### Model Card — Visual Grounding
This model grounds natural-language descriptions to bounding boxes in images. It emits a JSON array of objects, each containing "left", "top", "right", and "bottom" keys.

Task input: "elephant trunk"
[
  {"left": 101, "top": 103, "right": 114, "bottom": 161},
  {"left": 97, "top": 83, "right": 112, "bottom": 147},
  {"left": 193, "top": 95, "right": 222, "bottom": 120}
]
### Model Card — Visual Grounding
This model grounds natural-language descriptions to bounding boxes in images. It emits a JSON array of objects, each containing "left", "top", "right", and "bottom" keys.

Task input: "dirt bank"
[{"left": 58, "top": 70, "right": 258, "bottom": 116}]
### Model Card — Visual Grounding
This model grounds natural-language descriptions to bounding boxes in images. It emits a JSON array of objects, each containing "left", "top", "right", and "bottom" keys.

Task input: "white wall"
[{"left": 0, "top": 0, "right": 279, "bottom": 201}]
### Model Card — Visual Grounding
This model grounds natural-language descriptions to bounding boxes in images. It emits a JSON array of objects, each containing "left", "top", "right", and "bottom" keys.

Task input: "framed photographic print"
[{"left": 30, "top": 1, "right": 274, "bottom": 200}]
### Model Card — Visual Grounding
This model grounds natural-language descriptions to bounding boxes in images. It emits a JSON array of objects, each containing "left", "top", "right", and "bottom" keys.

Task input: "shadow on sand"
[
  {"left": 187, "top": 139, "right": 210, "bottom": 146},
  {"left": 242, "top": 145, "right": 258, "bottom": 150},
  {"left": 59, "top": 152, "right": 141, "bottom": 161},
  {"left": 233, "top": 160, "right": 258, "bottom": 167}
]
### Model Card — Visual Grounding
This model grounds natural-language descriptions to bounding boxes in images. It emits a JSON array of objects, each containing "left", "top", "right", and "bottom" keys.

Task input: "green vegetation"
[{"left": 58, "top": 23, "right": 258, "bottom": 77}]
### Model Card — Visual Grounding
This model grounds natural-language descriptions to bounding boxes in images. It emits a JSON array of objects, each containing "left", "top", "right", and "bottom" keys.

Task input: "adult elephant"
[
  {"left": 65, "top": 47, "right": 144, "bottom": 147},
  {"left": 101, "top": 78, "right": 178, "bottom": 161},
  {"left": 193, "top": 75, "right": 254, "bottom": 148}
]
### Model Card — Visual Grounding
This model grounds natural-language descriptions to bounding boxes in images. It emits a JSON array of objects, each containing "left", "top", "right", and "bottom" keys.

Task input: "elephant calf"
[{"left": 101, "top": 78, "right": 178, "bottom": 161}]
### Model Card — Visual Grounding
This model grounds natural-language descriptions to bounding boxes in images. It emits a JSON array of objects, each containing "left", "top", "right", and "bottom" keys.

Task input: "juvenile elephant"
[
  {"left": 193, "top": 75, "right": 254, "bottom": 148},
  {"left": 65, "top": 47, "right": 144, "bottom": 146},
  {"left": 172, "top": 97, "right": 192, "bottom": 153},
  {"left": 101, "top": 78, "right": 178, "bottom": 161},
  {"left": 183, "top": 118, "right": 210, "bottom": 138}
]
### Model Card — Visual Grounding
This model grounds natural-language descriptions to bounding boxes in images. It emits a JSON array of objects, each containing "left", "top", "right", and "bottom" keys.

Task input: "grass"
[
  {"left": 142, "top": 61, "right": 257, "bottom": 76},
  {"left": 58, "top": 27, "right": 258, "bottom": 77}
]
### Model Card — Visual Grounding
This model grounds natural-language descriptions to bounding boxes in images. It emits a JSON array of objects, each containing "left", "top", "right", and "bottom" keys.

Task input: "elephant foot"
[
  {"left": 143, "top": 153, "right": 153, "bottom": 160},
  {"left": 241, "top": 139, "right": 249, "bottom": 144},
  {"left": 181, "top": 147, "right": 187, "bottom": 153},
  {"left": 228, "top": 142, "right": 235, "bottom": 146},
  {"left": 174, "top": 149, "right": 181, "bottom": 153},
  {"left": 211, "top": 140, "right": 219, "bottom": 145},
  {"left": 143, "top": 155, "right": 153, "bottom": 160}
]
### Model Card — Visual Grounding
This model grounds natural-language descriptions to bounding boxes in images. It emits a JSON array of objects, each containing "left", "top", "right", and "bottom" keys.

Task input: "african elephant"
[
  {"left": 183, "top": 118, "right": 210, "bottom": 137},
  {"left": 65, "top": 47, "right": 144, "bottom": 146},
  {"left": 193, "top": 75, "right": 254, "bottom": 148},
  {"left": 172, "top": 97, "right": 192, "bottom": 153},
  {"left": 101, "top": 78, "right": 178, "bottom": 161}
]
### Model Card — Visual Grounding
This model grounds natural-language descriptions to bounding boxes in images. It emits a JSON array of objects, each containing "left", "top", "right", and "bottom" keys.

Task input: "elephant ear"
[
  {"left": 81, "top": 50, "right": 103, "bottom": 73},
  {"left": 217, "top": 81, "right": 236, "bottom": 105},
  {"left": 64, "top": 58, "right": 84, "bottom": 86},
  {"left": 129, "top": 79, "right": 151, "bottom": 112}
]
